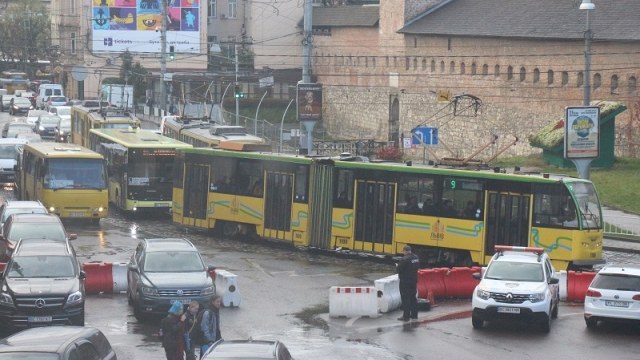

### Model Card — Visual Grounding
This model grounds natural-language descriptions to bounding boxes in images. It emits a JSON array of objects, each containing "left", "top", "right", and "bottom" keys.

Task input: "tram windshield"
[{"left": 568, "top": 181, "right": 602, "bottom": 230}]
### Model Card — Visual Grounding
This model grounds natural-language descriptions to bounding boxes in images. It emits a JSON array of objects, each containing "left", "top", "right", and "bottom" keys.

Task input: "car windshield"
[
  {"left": 590, "top": 273, "right": 640, "bottom": 291},
  {"left": 0, "top": 354, "right": 58, "bottom": 360},
  {"left": 7, "top": 255, "right": 75, "bottom": 278},
  {"left": 7, "top": 223, "right": 66, "bottom": 241},
  {"left": 39, "top": 116, "right": 60, "bottom": 125},
  {"left": 0, "top": 144, "right": 18, "bottom": 159},
  {"left": 484, "top": 261, "right": 544, "bottom": 282},
  {"left": 143, "top": 251, "right": 205, "bottom": 272},
  {"left": 2, "top": 208, "right": 47, "bottom": 223},
  {"left": 14, "top": 98, "right": 31, "bottom": 105},
  {"left": 55, "top": 108, "right": 70, "bottom": 116},
  {"left": 50, "top": 96, "right": 66, "bottom": 102},
  {"left": 59, "top": 119, "right": 71, "bottom": 131},
  {"left": 7, "top": 125, "right": 32, "bottom": 137}
]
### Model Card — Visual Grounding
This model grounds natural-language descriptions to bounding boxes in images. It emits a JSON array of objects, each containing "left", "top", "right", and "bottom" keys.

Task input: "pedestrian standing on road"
[
  {"left": 161, "top": 301, "right": 185, "bottom": 360},
  {"left": 200, "top": 295, "right": 222, "bottom": 358},
  {"left": 183, "top": 300, "right": 200, "bottom": 360},
  {"left": 397, "top": 245, "right": 420, "bottom": 321}
]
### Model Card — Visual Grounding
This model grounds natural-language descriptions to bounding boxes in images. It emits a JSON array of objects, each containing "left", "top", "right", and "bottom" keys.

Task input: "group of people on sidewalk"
[{"left": 160, "top": 294, "right": 223, "bottom": 360}]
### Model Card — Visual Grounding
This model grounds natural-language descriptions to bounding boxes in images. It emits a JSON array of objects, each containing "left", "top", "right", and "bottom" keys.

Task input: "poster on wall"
[
  {"left": 564, "top": 106, "right": 600, "bottom": 159},
  {"left": 297, "top": 83, "right": 322, "bottom": 121},
  {"left": 91, "top": 0, "right": 201, "bottom": 53}
]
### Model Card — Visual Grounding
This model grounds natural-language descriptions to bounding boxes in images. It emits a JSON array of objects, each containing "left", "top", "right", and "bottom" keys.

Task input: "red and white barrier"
[
  {"left": 82, "top": 262, "right": 128, "bottom": 294},
  {"left": 566, "top": 270, "right": 597, "bottom": 303},
  {"left": 557, "top": 270, "right": 568, "bottom": 300},
  {"left": 214, "top": 269, "right": 241, "bottom": 307},
  {"left": 375, "top": 274, "right": 401, "bottom": 313},
  {"left": 329, "top": 286, "right": 379, "bottom": 318}
]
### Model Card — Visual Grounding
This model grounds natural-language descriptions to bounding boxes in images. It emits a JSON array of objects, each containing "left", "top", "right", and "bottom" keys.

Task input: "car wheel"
[
  {"left": 540, "top": 313, "right": 551, "bottom": 333},
  {"left": 551, "top": 295, "right": 559, "bottom": 319},
  {"left": 471, "top": 314, "right": 484, "bottom": 329},
  {"left": 133, "top": 302, "right": 145, "bottom": 321},
  {"left": 71, "top": 313, "right": 85, "bottom": 326},
  {"left": 585, "top": 317, "right": 597, "bottom": 329}
]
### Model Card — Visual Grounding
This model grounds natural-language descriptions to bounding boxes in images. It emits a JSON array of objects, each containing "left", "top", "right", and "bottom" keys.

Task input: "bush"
[{"left": 375, "top": 146, "right": 403, "bottom": 161}]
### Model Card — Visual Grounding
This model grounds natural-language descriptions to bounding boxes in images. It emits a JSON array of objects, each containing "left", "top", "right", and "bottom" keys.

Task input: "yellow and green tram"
[
  {"left": 88, "top": 128, "right": 192, "bottom": 213},
  {"left": 71, "top": 106, "right": 141, "bottom": 147},
  {"left": 162, "top": 116, "right": 267, "bottom": 148},
  {"left": 173, "top": 147, "right": 604, "bottom": 270}
]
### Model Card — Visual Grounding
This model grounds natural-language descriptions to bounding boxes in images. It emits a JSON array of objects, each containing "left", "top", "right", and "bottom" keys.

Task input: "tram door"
[
  {"left": 264, "top": 171, "right": 294, "bottom": 238},
  {"left": 354, "top": 180, "right": 395, "bottom": 253},
  {"left": 183, "top": 164, "right": 209, "bottom": 220},
  {"left": 485, "top": 192, "right": 531, "bottom": 258}
]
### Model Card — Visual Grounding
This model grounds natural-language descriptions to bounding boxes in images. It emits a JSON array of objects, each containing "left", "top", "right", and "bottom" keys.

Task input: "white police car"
[{"left": 471, "top": 246, "right": 560, "bottom": 333}]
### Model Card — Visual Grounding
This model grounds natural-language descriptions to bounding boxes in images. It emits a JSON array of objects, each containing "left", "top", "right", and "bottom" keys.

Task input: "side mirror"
[
  {"left": 549, "top": 277, "right": 560, "bottom": 285},
  {"left": 207, "top": 265, "right": 217, "bottom": 272},
  {"left": 472, "top": 272, "right": 482, "bottom": 280},
  {"left": 68, "top": 234, "right": 77, "bottom": 241},
  {"left": 128, "top": 264, "right": 139, "bottom": 272},
  {"left": 79, "top": 270, "right": 86, "bottom": 280}
]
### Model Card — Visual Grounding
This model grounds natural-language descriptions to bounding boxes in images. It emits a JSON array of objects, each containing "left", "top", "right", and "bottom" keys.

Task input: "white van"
[
  {"left": 36, "top": 84, "right": 64, "bottom": 110},
  {"left": 0, "top": 138, "right": 28, "bottom": 184}
]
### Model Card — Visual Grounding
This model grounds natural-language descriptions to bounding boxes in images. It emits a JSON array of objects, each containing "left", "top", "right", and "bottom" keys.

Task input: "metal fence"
[{"left": 603, "top": 214, "right": 640, "bottom": 241}]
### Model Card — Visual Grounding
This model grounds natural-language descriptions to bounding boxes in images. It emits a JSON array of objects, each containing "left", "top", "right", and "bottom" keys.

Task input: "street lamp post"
[
  {"left": 581, "top": 0, "right": 594, "bottom": 106},
  {"left": 234, "top": 44, "right": 239, "bottom": 126}
]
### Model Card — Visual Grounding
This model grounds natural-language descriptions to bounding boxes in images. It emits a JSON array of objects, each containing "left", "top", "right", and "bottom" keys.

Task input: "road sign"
[{"left": 412, "top": 127, "right": 438, "bottom": 145}]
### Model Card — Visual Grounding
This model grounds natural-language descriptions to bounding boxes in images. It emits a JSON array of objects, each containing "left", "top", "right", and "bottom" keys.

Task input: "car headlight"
[
  {"left": 0, "top": 292, "right": 14, "bottom": 306},
  {"left": 141, "top": 286, "right": 158, "bottom": 296},
  {"left": 528, "top": 292, "right": 545, "bottom": 303},
  {"left": 39, "top": 125, "right": 45, "bottom": 131},
  {"left": 201, "top": 285, "right": 215, "bottom": 296},
  {"left": 66, "top": 290, "right": 83, "bottom": 306},
  {"left": 476, "top": 288, "right": 491, "bottom": 300}
]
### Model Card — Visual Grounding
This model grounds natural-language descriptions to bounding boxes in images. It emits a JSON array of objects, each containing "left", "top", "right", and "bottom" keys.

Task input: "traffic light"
[
  {"left": 234, "top": 84, "right": 242, "bottom": 99},
  {"left": 169, "top": 46, "right": 175, "bottom": 61}
]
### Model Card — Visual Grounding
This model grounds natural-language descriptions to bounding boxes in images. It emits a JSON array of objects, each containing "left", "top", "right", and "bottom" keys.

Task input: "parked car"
[
  {"left": 0, "top": 139, "right": 28, "bottom": 184},
  {"left": 1, "top": 121, "right": 33, "bottom": 139},
  {"left": 56, "top": 117, "right": 72, "bottom": 143},
  {"left": 0, "top": 213, "right": 77, "bottom": 261},
  {"left": 0, "top": 326, "right": 116, "bottom": 359},
  {"left": 0, "top": 95, "right": 16, "bottom": 112},
  {"left": 584, "top": 264, "right": 640, "bottom": 329},
  {"left": 8, "top": 97, "right": 34, "bottom": 115},
  {"left": 127, "top": 238, "right": 216, "bottom": 320},
  {"left": 0, "top": 200, "right": 48, "bottom": 231},
  {"left": 45, "top": 95, "right": 69, "bottom": 111},
  {"left": 0, "top": 238, "right": 85, "bottom": 331},
  {"left": 201, "top": 339, "right": 294, "bottom": 360},
  {"left": 35, "top": 114, "right": 62, "bottom": 140},
  {"left": 25, "top": 109, "right": 48, "bottom": 128}
]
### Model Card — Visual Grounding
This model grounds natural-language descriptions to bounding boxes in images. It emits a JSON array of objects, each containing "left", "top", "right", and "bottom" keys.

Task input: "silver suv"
[{"left": 471, "top": 246, "right": 560, "bottom": 333}]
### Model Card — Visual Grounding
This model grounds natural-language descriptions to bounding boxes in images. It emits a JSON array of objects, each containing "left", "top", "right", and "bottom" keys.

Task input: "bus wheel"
[{"left": 222, "top": 222, "right": 239, "bottom": 238}]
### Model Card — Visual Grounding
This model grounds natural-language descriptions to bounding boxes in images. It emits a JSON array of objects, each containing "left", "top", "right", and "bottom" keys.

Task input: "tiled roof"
[
  {"left": 400, "top": 0, "right": 640, "bottom": 41},
  {"left": 312, "top": 5, "right": 380, "bottom": 27}
]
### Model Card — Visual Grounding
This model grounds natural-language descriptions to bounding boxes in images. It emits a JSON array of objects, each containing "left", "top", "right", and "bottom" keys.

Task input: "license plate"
[
  {"left": 170, "top": 299, "right": 191, "bottom": 305},
  {"left": 69, "top": 212, "right": 86, "bottom": 217},
  {"left": 28, "top": 316, "right": 52, "bottom": 322},
  {"left": 497, "top": 307, "right": 521, "bottom": 314},
  {"left": 155, "top": 203, "right": 171, "bottom": 207},
  {"left": 605, "top": 300, "right": 629, "bottom": 308}
]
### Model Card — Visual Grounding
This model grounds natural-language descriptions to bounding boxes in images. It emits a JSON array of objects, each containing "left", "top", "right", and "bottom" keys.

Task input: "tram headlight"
[{"left": 48, "top": 206, "right": 56, "bottom": 212}]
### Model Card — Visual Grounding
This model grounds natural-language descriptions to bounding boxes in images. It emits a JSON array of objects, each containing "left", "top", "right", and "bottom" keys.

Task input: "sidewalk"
[{"left": 602, "top": 207, "right": 640, "bottom": 253}]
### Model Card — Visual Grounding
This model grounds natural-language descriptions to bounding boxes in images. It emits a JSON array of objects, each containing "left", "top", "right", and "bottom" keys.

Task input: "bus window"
[
  {"left": 294, "top": 165, "right": 308, "bottom": 203},
  {"left": 44, "top": 159, "right": 107, "bottom": 190},
  {"left": 334, "top": 169, "right": 354, "bottom": 208}
]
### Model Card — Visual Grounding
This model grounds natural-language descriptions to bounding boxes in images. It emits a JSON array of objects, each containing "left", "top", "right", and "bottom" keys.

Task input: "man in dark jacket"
[
  {"left": 397, "top": 245, "right": 420, "bottom": 321},
  {"left": 161, "top": 301, "right": 184, "bottom": 360}
]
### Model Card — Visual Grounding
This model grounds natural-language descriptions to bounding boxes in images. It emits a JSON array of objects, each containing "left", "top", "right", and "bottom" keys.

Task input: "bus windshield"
[
  {"left": 126, "top": 148, "right": 176, "bottom": 200},
  {"left": 44, "top": 158, "right": 107, "bottom": 190},
  {"left": 568, "top": 182, "right": 602, "bottom": 230}
]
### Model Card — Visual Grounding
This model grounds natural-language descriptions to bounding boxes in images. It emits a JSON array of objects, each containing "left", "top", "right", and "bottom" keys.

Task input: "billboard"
[
  {"left": 297, "top": 83, "right": 322, "bottom": 121},
  {"left": 91, "top": 0, "right": 201, "bottom": 53},
  {"left": 564, "top": 106, "right": 600, "bottom": 159}
]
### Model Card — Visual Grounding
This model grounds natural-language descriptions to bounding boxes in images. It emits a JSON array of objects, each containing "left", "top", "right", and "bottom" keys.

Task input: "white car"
[
  {"left": 584, "top": 264, "right": 640, "bottom": 329},
  {"left": 471, "top": 245, "right": 560, "bottom": 333},
  {"left": 48, "top": 105, "right": 71, "bottom": 122},
  {"left": 26, "top": 109, "right": 49, "bottom": 128}
]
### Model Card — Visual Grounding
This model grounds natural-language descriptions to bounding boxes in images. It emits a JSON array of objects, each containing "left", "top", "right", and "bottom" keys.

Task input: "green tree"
[
  {"left": 119, "top": 50, "right": 149, "bottom": 105},
  {"left": 0, "top": 0, "right": 51, "bottom": 76}
]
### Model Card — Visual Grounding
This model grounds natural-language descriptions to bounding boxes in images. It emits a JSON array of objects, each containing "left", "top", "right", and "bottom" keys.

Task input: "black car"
[
  {"left": 8, "top": 97, "right": 33, "bottom": 116},
  {"left": 127, "top": 238, "right": 216, "bottom": 320},
  {"left": 0, "top": 326, "right": 116, "bottom": 359},
  {"left": 0, "top": 238, "right": 85, "bottom": 332},
  {"left": 35, "top": 114, "right": 62, "bottom": 139}
]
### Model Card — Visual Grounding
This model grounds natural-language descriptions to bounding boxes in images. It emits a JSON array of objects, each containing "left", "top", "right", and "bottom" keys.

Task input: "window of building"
[
  {"left": 372, "top": 57, "right": 376, "bottom": 68},
  {"left": 519, "top": 67, "right": 526, "bottom": 82},
  {"left": 405, "top": 57, "right": 410, "bottom": 70},
  {"left": 70, "top": 32, "right": 76, "bottom": 54},
  {"left": 431, "top": 59, "right": 436, "bottom": 72},
  {"left": 548, "top": 70, "right": 554, "bottom": 85},
  {"left": 471, "top": 62, "right": 477, "bottom": 75},
  {"left": 208, "top": 0, "right": 217, "bottom": 17},
  {"left": 440, "top": 61, "right": 445, "bottom": 73},
  {"left": 507, "top": 66, "right": 513, "bottom": 80},
  {"left": 494, "top": 65, "right": 500, "bottom": 78},
  {"left": 228, "top": 0, "right": 237, "bottom": 18},
  {"left": 628, "top": 76, "right": 637, "bottom": 94},
  {"left": 413, "top": 58, "right": 417, "bottom": 70},
  {"left": 577, "top": 71, "right": 584, "bottom": 88},
  {"left": 594, "top": 73, "right": 601, "bottom": 89},
  {"left": 449, "top": 61, "right": 455, "bottom": 74},
  {"left": 460, "top": 62, "right": 466, "bottom": 75},
  {"left": 533, "top": 68, "right": 540, "bottom": 83},
  {"left": 561, "top": 71, "right": 569, "bottom": 86},
  {"left": 611, "top": 74, "right": 619, "bottom": 94},
  {"left": 386, "top": 56, "right": 389, "bottom": 67},
  {"left": 71, "top": 0, "right": 76, "bottom": 14},
  {"left": 482, "top": 64, "right": 488, "bottom": 76}
]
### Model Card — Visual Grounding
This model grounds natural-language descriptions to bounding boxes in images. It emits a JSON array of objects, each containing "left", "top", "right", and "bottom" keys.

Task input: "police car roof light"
[{"left": 494, "top": 245, "right": 545, "bottom": 256}]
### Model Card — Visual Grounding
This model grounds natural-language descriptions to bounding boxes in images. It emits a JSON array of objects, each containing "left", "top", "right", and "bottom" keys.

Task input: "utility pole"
[
  {"left": 301, "top": 0, "right": 315, "bottom": 154},
  {"left": 235, "top": 44, "right": 239, "bottom": 126},
  {"left": 160, "top": 0, "right": 167, "bottom": 114}
]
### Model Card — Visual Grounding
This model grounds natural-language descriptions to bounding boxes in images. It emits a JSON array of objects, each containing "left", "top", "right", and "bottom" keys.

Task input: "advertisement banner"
[
  {"left": 91, "top": 0, "right": 201, "bottom": 53},
  {"left": 297, "top": 83, "right": 322, "bottom": 121},
  {"left": 564, "top": 106, "right": 600, "bottom": 159}
]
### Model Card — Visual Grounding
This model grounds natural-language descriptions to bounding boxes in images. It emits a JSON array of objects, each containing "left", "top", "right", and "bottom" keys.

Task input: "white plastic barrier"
[
  {"left": 214, "top": 269, "right": 241, "bottom": 307},
  {"left": 112, "top": 262, "right": 128, "bottom": 294},
  {"left": 557, "top": 270, "right": 568, "bottom": 301},
  {"left": 375, "top": 274, "right": 401, "bottom": 313},
  {"left": 329, "top": 286, "right": 379, "bottom": 318}
]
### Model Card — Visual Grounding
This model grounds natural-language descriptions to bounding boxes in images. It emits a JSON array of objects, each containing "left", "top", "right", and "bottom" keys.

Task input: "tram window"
[
  {"left": 398, "top": 176, "right": 436, "bottom": 215},
  {"left": 237, "top": 159, "right": 262, "bottom": 196},
  {"left": 334, "top": 169, "right": 354, "bottom": 208},
  {"left": 294, "top": 165, "right": 308, "bottom": 203},
  {"left": 210, "top": 158, "right": 233, "bottom": 193},
  {"left": 532, "top": 185, "right": 578, "bottom": 229},
  {"left": 441, "top": 178, "right": 484, "bottom": 219}
]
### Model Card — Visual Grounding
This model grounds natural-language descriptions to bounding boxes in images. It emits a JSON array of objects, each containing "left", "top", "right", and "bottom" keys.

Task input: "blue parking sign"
[{"left": 412, "top": 127, "right": 438, "bottom": 145}]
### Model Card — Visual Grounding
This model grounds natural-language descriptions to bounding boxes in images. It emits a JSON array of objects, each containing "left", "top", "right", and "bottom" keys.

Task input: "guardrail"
[{"left": 603, "top": 214, "right": 640, "bottom": 240}]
